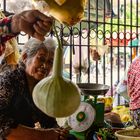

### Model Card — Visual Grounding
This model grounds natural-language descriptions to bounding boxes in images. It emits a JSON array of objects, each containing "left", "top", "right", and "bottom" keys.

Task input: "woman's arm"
[
  {"left": 6, "top": 124, "right": 69, "bottom": 140},
  {"left": 0, "top": 72, "right": 16, "bottom": 138},
  {"left": 0, "top": 73, "right": 14, "bottom": 110},
  {"left": 6, "top": 124, "right": 60, "bottom": 140},
  {"left": 0, "top": 10, "right": 53, "bottom": 44}
]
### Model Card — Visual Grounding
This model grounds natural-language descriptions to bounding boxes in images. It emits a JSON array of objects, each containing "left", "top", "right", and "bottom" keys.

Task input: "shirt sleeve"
[
  {"left": 0, "top": 72, "right": 16, "bottom": 138},
  {"left": 0, "top": 16, "right": 18, "bottom": 43},
  {"left": 0, "top": 72, "right": 14, "bottom": 110}
]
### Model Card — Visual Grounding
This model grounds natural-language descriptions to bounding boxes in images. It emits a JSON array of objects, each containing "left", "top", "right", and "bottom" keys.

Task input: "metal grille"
[{"left": 1, "top": 0, "right": 140, "bottom": 102}]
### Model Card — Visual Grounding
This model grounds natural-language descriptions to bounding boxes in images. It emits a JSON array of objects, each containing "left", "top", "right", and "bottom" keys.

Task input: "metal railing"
[{"left": 1, "top": 0, "right": 140, "bottom": 104}]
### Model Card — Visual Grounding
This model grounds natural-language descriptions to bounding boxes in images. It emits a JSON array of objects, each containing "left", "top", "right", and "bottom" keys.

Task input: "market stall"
[
  {"left": 64, "top": 83, "right": 132, "bottom": 140},
  {"left": 1, "top": 0, "right": 140, "bottom": 140}
]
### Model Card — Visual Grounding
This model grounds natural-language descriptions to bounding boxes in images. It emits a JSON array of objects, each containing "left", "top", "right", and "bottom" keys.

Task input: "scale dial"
[{"left": 68, "top": 102, "right": 96, "bottom": 132}]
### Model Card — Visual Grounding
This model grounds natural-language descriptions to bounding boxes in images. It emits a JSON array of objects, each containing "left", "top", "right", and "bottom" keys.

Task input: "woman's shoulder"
[
  {"left": 0, "top": 66, "right": 26, "bottom": 81},
  {"left": 0, "top": 64, "right": 17, "bottom": 75}
]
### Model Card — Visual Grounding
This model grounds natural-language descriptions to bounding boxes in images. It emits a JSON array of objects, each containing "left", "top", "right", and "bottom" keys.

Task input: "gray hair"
[
  {"left": 19, "top": 37, "right": 56, "bottom": 68},
  {"left": 22, "top": 37, "right": 56, "bottom": 58}
]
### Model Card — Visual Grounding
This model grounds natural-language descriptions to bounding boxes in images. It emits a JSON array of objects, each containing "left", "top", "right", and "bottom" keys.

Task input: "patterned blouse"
[
  {"left": 0, "top": 67, "right": 58, "bottom": 138},
  {"left": 0, "top": 16, "right": 17, "bottom": 43},
  {"left": 128, "top": 57, "right": 140, "bottom": 110}
]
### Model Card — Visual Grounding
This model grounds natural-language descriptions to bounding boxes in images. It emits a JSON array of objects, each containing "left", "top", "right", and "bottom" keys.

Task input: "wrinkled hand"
[
  {"left": 54, "top": 127, "right": 69, "bottom": 140},
  {"left": 11, "top": 10, "right": 53, "bottom": 41},
  {"left": 90, "top": 48, "right": 100, "bottom": 61}
]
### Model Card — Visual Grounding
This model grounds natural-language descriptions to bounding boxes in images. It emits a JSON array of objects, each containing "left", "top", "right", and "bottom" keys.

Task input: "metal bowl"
[{"left": 77, "top": 83, "right": 110, "bottom": 96}]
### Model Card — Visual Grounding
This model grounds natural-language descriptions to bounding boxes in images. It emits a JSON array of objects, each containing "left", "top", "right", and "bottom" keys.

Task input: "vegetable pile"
[{"left": 97, "top": 128, "right": 118, "bottom": 140}]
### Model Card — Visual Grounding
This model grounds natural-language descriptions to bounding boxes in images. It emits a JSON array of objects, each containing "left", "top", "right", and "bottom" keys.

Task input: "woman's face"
[{"left": 25, "top": 48, "right": 54, "bottom": 80}]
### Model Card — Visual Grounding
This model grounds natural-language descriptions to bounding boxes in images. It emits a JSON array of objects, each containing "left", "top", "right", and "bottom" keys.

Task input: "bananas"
[
  {"left": 98, "top": 96, "right": 113, "bottom": 108},
  {"left": 112, "top": 106, "right": 131, "bottom": 123}
]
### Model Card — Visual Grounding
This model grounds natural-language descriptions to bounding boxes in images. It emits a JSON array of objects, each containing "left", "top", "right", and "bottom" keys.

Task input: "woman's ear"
[{"left": 21, "top": 52, "right": 27, "bottom": 64}]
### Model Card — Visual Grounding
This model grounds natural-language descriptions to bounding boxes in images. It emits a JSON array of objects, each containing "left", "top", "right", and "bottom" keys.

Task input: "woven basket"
[{"left": 115, "top": 129, "right": 140, "bottom": 140}]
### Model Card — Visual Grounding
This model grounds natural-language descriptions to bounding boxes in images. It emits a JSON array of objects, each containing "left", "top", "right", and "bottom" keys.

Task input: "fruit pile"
[{"left": 112, "top": 106, "right": 131, "bottom": 123}]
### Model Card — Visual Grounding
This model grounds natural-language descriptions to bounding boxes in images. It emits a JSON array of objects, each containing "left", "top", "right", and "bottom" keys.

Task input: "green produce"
[
  {"left": 32, "top": 0, "right": 86, "bottom": 26},
  {"left": 97, "top": 128, "right": 118, "bottom": 140},
  {"left": 32, "top": 25, "right": 81, "bottom": 118}
]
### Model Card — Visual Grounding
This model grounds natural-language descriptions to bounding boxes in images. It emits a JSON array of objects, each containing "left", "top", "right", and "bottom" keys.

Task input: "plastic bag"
[
  {"left": 116, "top": 70, "right": 129, "bottom": 101},
  {"left": 113, "top": 56, "right": 140, "bottom": 102},
  {"left": 72, "top": 46, "right": 89, "bottom": 74}
]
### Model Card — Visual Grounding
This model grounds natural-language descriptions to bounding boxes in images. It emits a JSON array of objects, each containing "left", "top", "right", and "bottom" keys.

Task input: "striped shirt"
[{"left": 128, "top": 57, "right": 140, "bottom": 110}]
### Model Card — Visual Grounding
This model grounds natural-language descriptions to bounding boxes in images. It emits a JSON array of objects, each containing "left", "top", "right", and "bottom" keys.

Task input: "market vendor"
[
  {"left": 0, "top": 9, "right": 53, "bottom": 74},
  {"left": 0, "top": 37, "right": 70, "bottom": 140}
]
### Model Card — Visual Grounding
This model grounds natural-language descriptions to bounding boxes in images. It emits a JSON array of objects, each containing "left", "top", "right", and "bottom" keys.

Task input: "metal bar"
[
  {"left": 110, "top": 0, "right": 113, "bottom": 96},
  {"left": 103, "top": 0, "right": 106, "bottom": 84},
  {"left": 95, "top": 0, "right": 99, "bottom": 83},
  {"left": 3, "top": 0, "right": 140, "bottom": 106},
  {"left": 3, "top": 0, "right": 6, "bottom": 12},
  {"left": 87, "top": 0, "right": 91, "bottom": 83},
  {"left": 123, "top": 0, "right": 127, "bottom": 71}
]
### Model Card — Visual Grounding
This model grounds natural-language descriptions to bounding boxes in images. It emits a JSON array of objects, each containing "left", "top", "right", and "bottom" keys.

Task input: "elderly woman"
[{"left": 0, "top": 37, "right": 69, "bottom": 140}]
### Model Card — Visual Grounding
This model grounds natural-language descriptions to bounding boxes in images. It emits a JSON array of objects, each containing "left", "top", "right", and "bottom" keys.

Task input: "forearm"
[{"left": 6, "top": 124, "right": 59, "bottom": 140}]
